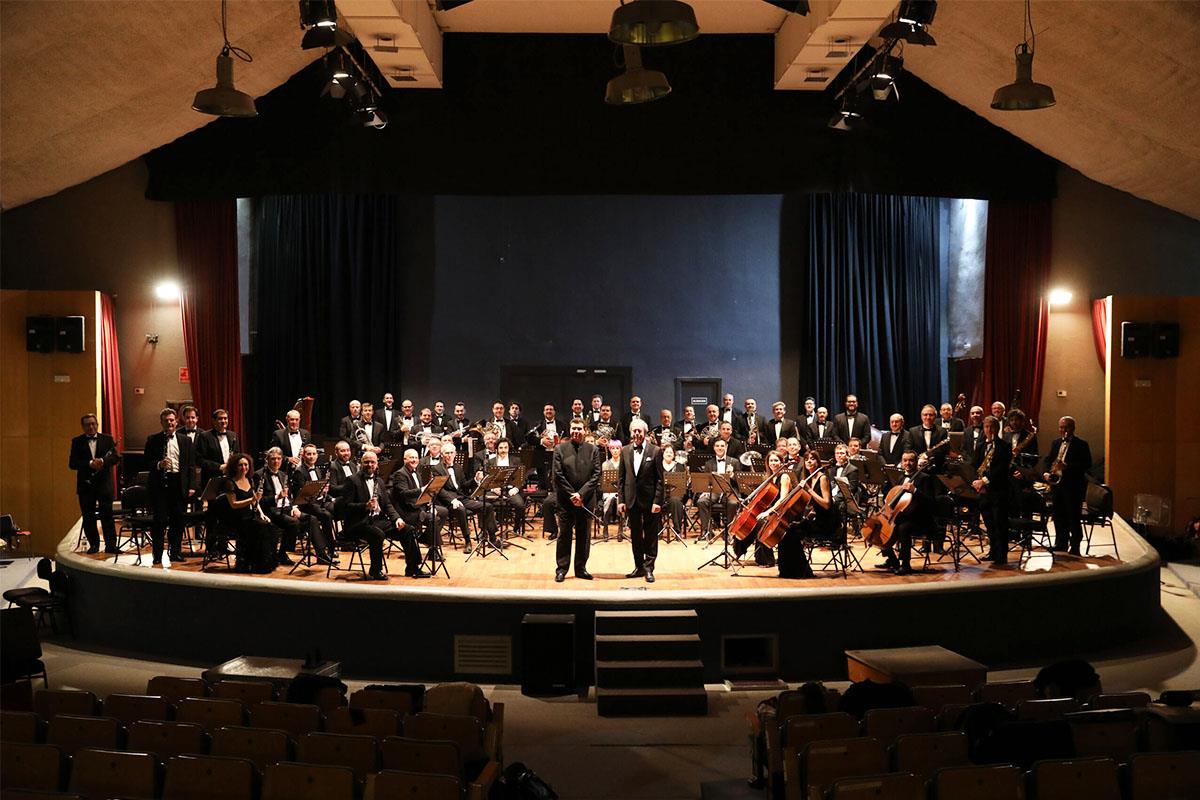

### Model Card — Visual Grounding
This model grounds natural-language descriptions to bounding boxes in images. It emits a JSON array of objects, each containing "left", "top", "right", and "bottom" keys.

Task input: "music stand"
[
  {"left": 698, "top": 471, "right": 741, "bottom": 571},
  {"left": 937, "top": 471, "right": 983, "bottom": 570},
  {"left": 661, "top": 472, "right": 688, "bottom": 546},
  {"left": 416, "top": 476, "right": 450, "bottom": 578},
  {"left": 687, "top": 452, "right": 714, "bottom": 472},
  {"left": 289, "top": 479, "right": 331, "bottom": 573},
  {"left": 467, "top": 467, "right": 515, "bottom": 561},
  {"left": 598, "top": 468, "right": 623, "bottom": 542}
]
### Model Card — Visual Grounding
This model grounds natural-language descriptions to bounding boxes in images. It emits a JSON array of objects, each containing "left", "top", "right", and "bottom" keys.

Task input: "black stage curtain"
[
  {"left": 253, "top": 195, "right": 405, "bottom": 444},
  {"left": 799, "top": 194, "right": 941, "bottom": 428}
]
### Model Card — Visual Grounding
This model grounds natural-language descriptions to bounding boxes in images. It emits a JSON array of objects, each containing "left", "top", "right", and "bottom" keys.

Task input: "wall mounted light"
[
  {"left": 1048, "top": 287, "right": 1073, "bottom": 307},
  {"left": 155, "top": 281, "right": 181, "bottom": 301}
]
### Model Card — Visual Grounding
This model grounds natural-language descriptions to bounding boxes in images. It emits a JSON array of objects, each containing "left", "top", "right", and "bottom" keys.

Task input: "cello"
[
  {"left": 756, "top": 460, "right": 831, "bottom": 549},
  {"left": 729, "top": 457, "right": 795, "bottom": 541},
  {"left": 861, "top": 438, "right": 949, "bottom": 549}
]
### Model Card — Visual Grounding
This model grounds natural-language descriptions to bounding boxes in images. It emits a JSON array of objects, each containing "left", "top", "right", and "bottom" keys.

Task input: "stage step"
[
  {"left": 595, "top": 686, "right": 709, "bottom": 717},
  {"left": 594, "top": 609, "right": 698, "bottom": 636},
  {"left": 595, "top": 609, "right": 707, "bottom": 716}
]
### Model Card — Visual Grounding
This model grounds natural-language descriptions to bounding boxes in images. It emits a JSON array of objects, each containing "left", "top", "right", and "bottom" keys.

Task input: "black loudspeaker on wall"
[
  {"left": 1120, "top": 322, "right": 1152, "bottom": 359},
  {"left": 25, "top": 316, "right": 55, "bottom": 353},
  {"left": 56, "top": 315, "right": 85, "bottom": 353},
  {"left": 521, "top": 613, "right": 575, "bottom": 696},
  {"left": 1153, "top": 321, "right": 1180, "bottom": 359}
]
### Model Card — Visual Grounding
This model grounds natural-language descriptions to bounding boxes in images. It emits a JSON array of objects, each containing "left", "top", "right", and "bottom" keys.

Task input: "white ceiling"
[{"left": 1, "top": 0, "right": 1198, "bottom": 221}]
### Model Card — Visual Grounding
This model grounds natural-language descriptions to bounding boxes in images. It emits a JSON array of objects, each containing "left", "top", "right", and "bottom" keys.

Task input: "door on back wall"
[
  {"left": 500, "top": 366, "right": 631, "bottom": 420},
  {"left": 676, "top": 377, "right": 722, "bottom": 420}
]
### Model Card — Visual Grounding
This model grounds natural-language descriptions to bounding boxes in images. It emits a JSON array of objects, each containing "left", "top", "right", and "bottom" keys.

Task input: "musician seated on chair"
[
  {"left": 697, "top": 439, "right": 739, "bottom": 539},
  {"left": 828, "top": 444, "right": 861, "bottom": 518},
  {"left": 875, "top": 450, "right": 936, "bottom": 576},
  {"left": 389, "top": 448, "right": 447, "bottom": 548},
  {"left": 717, "top": 420, "right": 747, "bottom": 460},
  {"left": 484, "top": 438, "right": 526, "bottom": 531},
  {"left": 600, "top": 440, "right": 623, "bottom": 524},
  {"left": 436, "top": 443, "right": 494, "bottom": 546},
  {"left": 291, "top": 443, "right": 336, "bottom": 565},
  {"left": 659, "top": 444, "right": 688, "bottom": 535},
  {"left": 335, "top": 450, "right": 426, "bottom": 580},
  {"left": 259, "top": 447, "right": 322, "bottom": 567}
]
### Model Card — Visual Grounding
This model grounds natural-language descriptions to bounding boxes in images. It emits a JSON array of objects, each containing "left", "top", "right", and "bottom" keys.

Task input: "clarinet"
[{"left": 250, "top": 474, "right": 271, "bottom": 523}]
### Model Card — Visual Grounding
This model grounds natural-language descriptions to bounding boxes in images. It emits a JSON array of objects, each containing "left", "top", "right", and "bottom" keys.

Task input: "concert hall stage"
[{"left": 57, "top": 518, "right": 1161, "bottom": 683}]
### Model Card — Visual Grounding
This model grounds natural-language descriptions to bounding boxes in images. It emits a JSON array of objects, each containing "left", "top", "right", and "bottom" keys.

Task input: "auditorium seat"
[
  {"left": 1017, "top": 698, "right": 1081, "bottom": 721},
  {"left": 365, "top": 769, "right": 462, "bottom": 800},
  {"left": 935, "top": 703, "right": 971, "bottom": 731},
  {"left": 210, "top": 725, "right": 292, "bottom": 771},
  {"left": 890, "top": 731, "right": 969, "bottom": 782},
  {"left": 175, "top": 697, "right": 245, "bottom": 733},
  {"left": 68, "top": 747, "right": 159, "bottom": 800},
  {"left": 1126, "top": 751, "right": 1200, "bottom": 799},
  {"left": 1091, "top": 691, "right": 1151, "bottom": 710},
  {"left": 863, "top": 706, "right": 936, "bottom": 746},
  {"left": 45, "top": 714, "right": 122, "bottom": 755},
  {"left": 262, "top": 761, "right": 355, "bottom": 800},
  {"left": 932, "top": 764, "right": 1023, "bottom": 800},
  {"left": 146, "top": 676, "right": 208, "bottom": 703},
  {"left": 324, "top": 707, "right": 401, "bottom": 739},
  {"left": 1028, "top": 756, "right": 1120, "bottom": 800},
  {"left": 403, "top": 712, "right": 487, "bottom": 766},
  {"left": 776, "top": 686, "right": 843, "bottom": 720},
  {"left": 768, "top": 711, "right": 860, "bottom": 799},
  {"left": 33, "top": 690, "right": 98, "bottom": 719},
  {"left": 0, "top": 741, "right": 66, "bottom": 792},
  {"left": 250, "top": 701, "right": 322, "bottom": 736},
  {"left": 977, "top": 681, "right": 1038, "bottom": 709},
  {"left": 126, "top": 720, "right": 209, "bottom": 761},
  {"left": 913, "top": 685, "right": 973, "bottom": 715},
  {"left": 163, "top": 754, "right": 257, "bottom": 800},
  {"left": 784, "top": 737, "right": 887, "bottom": 800},
  {"left": 296, "top": 732, "right": 380, "bottom": 783},
  {"left": 380, "top": 736, "right": 463, "bottom": 779},
  {"left": 213, "top": 680, "right": 275, "bottom": 703},
  {"left": 828, "top": 771, "right": 923, "bottom": 800},
  {"left": 350, "top": 688, "right": 417, "bottom": 716},
  {"left": 1, "top": 710, "right": 41, "bottom": 742},
  {"left": 1065, "top": 708, "right": 1139, "bottom": 761},
  {"left": 102, "top": 694, "right": 170, "bottom": 727}
]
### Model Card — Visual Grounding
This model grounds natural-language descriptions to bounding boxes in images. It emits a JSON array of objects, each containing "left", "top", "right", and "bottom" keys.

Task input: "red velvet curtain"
[
  {"left": 99, "top": 293, "right": 125, "bottom": 450},
  {"left": 979, "top": 200, "right": 1051, "bottom": 423},
  {"left": 176, "top": 199, "right": 244, "bottom": 438},
  {"left": 1091, "top": 297, "right": 1110, "bottom": 371}
]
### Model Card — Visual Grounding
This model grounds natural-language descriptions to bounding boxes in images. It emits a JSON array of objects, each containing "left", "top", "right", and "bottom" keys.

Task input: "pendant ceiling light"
[
  {"left": 609, "top": 0, "right": 699, "bottom": 47},
  {"left": 606, "top": 45, "right": 671, "bottom": 105},
  {"left": 991, "top": 0, "right": 1055, "bottom": 110},
  {"left": 192, "top": 0, "right": 257, "bottom": 118},
  {"left": 880, "top": 0, "right": 936, "bottom": 46}
]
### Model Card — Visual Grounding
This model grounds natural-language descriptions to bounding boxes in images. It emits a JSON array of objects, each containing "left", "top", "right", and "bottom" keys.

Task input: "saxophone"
[{"left": 976, "top": 441, "right": 996, "bottom": 492}]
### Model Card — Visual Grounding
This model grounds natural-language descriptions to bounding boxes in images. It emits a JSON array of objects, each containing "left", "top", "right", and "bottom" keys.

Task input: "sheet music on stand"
[
  {"left": 200, "top": 477, "right": 229, "bottom": 503},
  {"left": 813, "top": 438, "right": 839, "bottom": 460},
  {"left": 471, "top": 467, "right": 516, "bottom": 500},
  {"left": 687, "top": 452, "right": 714, "bottom": 472},
  {"left": 835, "top": 477, "right": 864, "bottom": 515},
  {"left": 384, "top": 443, "right": 405, "bottom": 462},
  {"left": 689, "top": 472, "right": 714, "bottom": 495},
  {"left": 297, "top": 480, "right": 329, "bottom": 504},
  {"left": 938, "top": 474, "right": 979, "bottom": 499},
  {"left": 600, "top": 468, "right": 619, "bottom": 493},
  {"left": 378, "top": 456, "right": 404, "bottom": 484},
  {"left": 948, "top": 431, "right": 965, "bottom": 452},
  {"left": 855, "top": 456, "right": 886, "bottom": 486},
  {"left": 736, "top": 473, "right": 767, "bottom": 495},
  {"left": 664, "top": 471, "right": 688, "bottom": 498},
  {"left": 417, "top": 475, "right": 448, "bottom": 506},
  {"left": 709, "top": 471, "right": 737, "bottom": 498},
  {"left": 880, "top": 465, "right": 903, "bottom": 487},
  {"left": 518, "top": 448, "right": 537, "bottom": 468}
]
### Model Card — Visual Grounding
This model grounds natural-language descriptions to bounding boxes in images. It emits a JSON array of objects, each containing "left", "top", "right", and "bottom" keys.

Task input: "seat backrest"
[
  {"left": 210, "top": 725, "right": 293, "bottom": 771},
  {"left": 0, "top": 514, "right": 14, "bottom": 538},
  {"left": 891, "top": 731, "right": 969, "bottom": 781},
  {"left": 297, "top": 732, "right": 380, "bottom": 781},
  {"left": 0, "top": 710, "right": 41, "bottom": 743},
  {"left": 36, "top": 557, "right": 53, "bottom": 582},
  {"left": 402, "top": 712, "right": 485, "bottom": 762},
  {"left": 176, "top": 697, "right": 245, "bottom": 732},
  {"left": 977, "top": 681, "right": 1038, "bottom": 709},
  {"left": 124, "top": 484, "right": 151, "bottom": 510},
  {"left": 366, "top": 769, "right": 462, "bottom": 800},
  {"left": 250, "top": 701, "right": 322, "bottom": 736},
  {"left": 932, "top": 764, "right": 1023, "bottom": 800},
  {"left": 262, "top": 761, "right": 356, "bottom": 800},
  {"left": 34, "top": 689, "right": 98, "bottom": 719},
  {"left": 913, "top": 685, "right": 972, "bottom": 713},
  {"left": 127, "top": 720, "right": 209, "bottom": 761},
  {"left": 1, "top": 607, "right": 42, "bottom": 663},
  {"left": 863, "top": 706, "right": 936, "bottom": 745},
  {"left": 1029, "top": 757, "right": 1120, "bottom": 800},
  {"left": 1085, "top": 483, "right": 1112, "bottom": 515},
  {"left": 802, "top": 737, "right": 887, "bottom": 800},
  {"left": 103, "top": 694, "right": 171, "bottom": 726},
  {"left": 147, "top": 676, "right": 208, "bottom": 703},
  {"left": 1127, "top": 750, "right": 1200, "bottom": 800},
  {"left": 164, "top": 754, "right": 257, "bottom": 800},
  {"left": 213, "top": 680, "right": 275, "bottom": 703},
  {"left": 69, "top": 747, "right": 159, "bottom": 800},
  {"left": 1092, "top": 692, "right": 1150, "bottom": 710},
  {"left": 1017, "top": 698, "right": 1080, "bottom": 721},
  {"left": 46, "top": 714, "right": 122, "bottom": 755},
  {"left": 0, "top": 742, "right": 65, "bottom": 791},
  {"left": 935, "top": 704, "right": 971, "bottom": 731},
  {"left": 380, "top": 736, "right": 463, "bottom": 778},
  {"left": 829, "top": 771, "right": 924, "bottom": 800},
  {"left": 350, "top": 688, "right": 415, "bottom": 716},
  {"left": 783, "top": 712, "right": 860, "bottom": 752},
  {"left": 1065, "top": 709, "right": 1138, "bottom": 761},
  {"left": 324, "top": 707, "right": 401, "bottom": 739},
  {"left": 425, "top": 682, "right": 489, "bottom": 726}
]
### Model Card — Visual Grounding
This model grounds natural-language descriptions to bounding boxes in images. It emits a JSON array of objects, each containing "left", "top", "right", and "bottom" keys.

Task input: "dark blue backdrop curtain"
[
  {"left": 253, "top": 195, "right": 405, "bottom": 445},
  {"left": 799, "top": 194, "right": 941, "bottom": 427}
]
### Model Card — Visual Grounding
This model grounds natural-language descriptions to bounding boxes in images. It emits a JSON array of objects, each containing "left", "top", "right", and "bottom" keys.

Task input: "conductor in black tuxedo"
[
  {"left": 144, "top": 408, "right": 199, "bottom": 564},
  {"left": 1043, "top": 416, "right": 1093, "bottom": 555},
  {"left": 70, "top": 413, "right": 120, "bottom": 553},
  {"left": 972, "top": 415, "right": 1013, "bottom": 565},
  {"left": 618, "top": 421, "right": 665, "bottom": 582},
  {"left": 271, "top": 410, "right": 311, "bottom": 470},
  {"left": 552, "top": 418, "right": 602, "bottom": 582},
  {"left": 335, "top": 451, "right": 426, "bottom": 580}
]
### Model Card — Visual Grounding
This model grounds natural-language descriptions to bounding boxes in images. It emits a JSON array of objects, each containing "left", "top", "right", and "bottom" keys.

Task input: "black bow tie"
[
  {"left": 87, "top": 435, "right": 97, "bottom": 440},
  {"left": 634, "top": 446, "right": 643, "bottom": 453}
]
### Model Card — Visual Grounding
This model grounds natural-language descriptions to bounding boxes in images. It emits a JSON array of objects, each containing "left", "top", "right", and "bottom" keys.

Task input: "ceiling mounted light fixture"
[
  {"left": 192, "top": 0, "right": 257, "bottom": 118},
  {"left": 828, "top": 97, "right": 865, "bottom": 131},
  {"left": 868, "top": 53, "right": 903, "bottom": 101},
  {"left": 880, "top": 0, "right": 936, "bottom": 46},
  {"left": 322, "top": 51, "right": 355, "bottom": 100},
  {"left": 991, "top": 0, "right": 1055, "bottom": 110},
  {"left": 609, "top": 0, "right": 699, "bottom": 47},
  {"left": 606, "top": 45, "right": 671, "bottom": 105},
  {"left": 299, "top": 0, "right": 353, "bottom": 49}
]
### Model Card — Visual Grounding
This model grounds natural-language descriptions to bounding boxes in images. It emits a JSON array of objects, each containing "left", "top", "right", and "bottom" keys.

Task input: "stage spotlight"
[
  {"left": 192, "top": 0, "right": 257, "bottom": 117},
  {"left": 868, "top": 54, "right": 903, "bottom": 101},
  {"left": 1048, "top": 288, "right": 1073, "bottom": 307},
  {"left": 323, "top": 52, "right": 355, "bottom": 100},
  {"left": 605, "top": 45, "right": 671, "bottom": 105},
  {"left": 828, "top": 98, "right": 865, "bottom": 131},
  {"left": 299, "top": 0, "right": 353, "bottom": 49},
  {"left": 356, "top": 106, "right": 388, "bottom": 129},
  {"left": 609, "top": 0, "right": 699, "bottom": 47},
  {"left": 155, "top": 281, "right": 181, "bottom": 301},
  {"left": 880, "top": 0, "right": 936, "bottom": 46}
]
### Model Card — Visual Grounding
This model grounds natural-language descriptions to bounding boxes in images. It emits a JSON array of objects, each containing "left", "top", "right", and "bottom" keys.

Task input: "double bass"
[
  {"left": 729, "top": 457, "right": 795, "bottom": 541},
  {"left": 756, "top": 460, "right": 831, "bottom": 549}
]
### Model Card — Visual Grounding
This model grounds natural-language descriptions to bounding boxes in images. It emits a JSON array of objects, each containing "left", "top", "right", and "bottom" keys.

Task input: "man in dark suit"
[
  {"left": 695, "top": 404, "right": 723, "bottom": 453},
  {"left": 378, "top": 393, "right": 401, "bottom": 443},
  {"left": 833, "top": 394, "right": 872, "bottom": 445},
  {"left": 527, "top": 403, "right": 565, "bottom": 448},
  {"left": 735, "top": 398, "right": 763, "bottom": 444},
  {"left": 389, "top": 448, "right": 447, "bottom": 549},
  {"left": 972, "top": 415, "right": 1013, "bottom": 565},
  {"left": 808, "top": 407, "right": 834, "bottom": 442},
  {"left": 617, "top": 421, "right": 664, "bottom": 582},
  {"left": 480, "top": 402, "right": 518, "bottom": 444},
  {"left": 271, "top": 410, "right": 311, "bottom": 471},
  {"left": 145, "top": 407, "right": 199, "bottom": 564},
  {"left": 618, "top": 395, "right": 652, "bottom": 443},
  {"left": 716, "top": 421, "right": 747, "bottom": 461},
  {"left": 763, "top": 401, "right": 799, "bottom": 447},
  {"left": 908, "top": 405, "right": 949, "bottom": 472},
  {"left": 198, "top": 408, "right": 241, "bottom": 484},
  {"left": 552, "top": 418, "right": 601, "bottom": 582},
  {"left": 350, "top": 402, "right": 385, "bottom": 460},
  {"left": 326, "top": 441, "right": 358, "bottom": 492},
  {"left": 396, "top": 398, "right": 418, "bottom": 449},
  {"left": 259, "top": 447, "right": 322, "bottom": 566},
  {"left": 290, "top": 443, "right": 336, "bottom": 564},
  {"left": 938, "top": 402, "right": 966, "bottom": 434},
  {"left": 335, "top": 451, "right": 426, "bottom": 580},
  {"left": 338, "top": 399, "right": 363, "bottom": 443},
  {"left": 877, "top": 413, "right": 909, "bottom": 466},
  {"left": 1005, "top": 409, "right": 1040, "bottom": 468},
  {"left": 507, "top": 402, "right": 530, "bottom": 443},
  {"left": 718, "top": 393, "right": 739, "bottom": 429},
  {"left": 829, "top": 443, "right": 861, "bottom": 514},
  {"left": 800, "top": 397, "right": 818, "bottom": 429},
  {"left": 587, "top": 395, "right": 604, "bottom": 429},
  {"left": 696, "top": 438, "right": 739, "bottom": 539},
  {"left": 964, "top": 405, "right": 986, "bottom": 456},
  {"left": 432, "top": 400, "right": 449, "bottom": 431},
  {"left": 435, "top": 443, "right": 492, "bottom": 546},
  {"left": 1043, "top": 416, "right": 1093, "bottom": 555},
  {"left": 877, "top": 449, "right": 937, "bottom": 575},
  {"left": 70, "top": 413, "right": 120, "bottom": 553}
]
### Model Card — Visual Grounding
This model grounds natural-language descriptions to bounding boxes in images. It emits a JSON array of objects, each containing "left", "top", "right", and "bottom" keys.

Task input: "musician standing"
[
  {"left": 1005, "top": 409, "right": 1040, "bottom": 468},
  {"left": 717, "top": 421, "right": 747, "bottom": 460},
  {"left": 432, "top": 401, "right": 449, "bottom": 430},
  {"left": 697, "top": 404, "right": 722, "bottom": 451},
  {"left": 939, "top": 403, "right": 966, "bottom": 433},
  {"left": 972, "top": 416, "right": 1013, "bottom": 565},
  {"left": 352, "top": 402, "right": 385, "bottom": 459},
  {"left": 719, "top": 393, "right": 738, "bottom": 427},
  {"left": 481, "top": 402, "right": 517, "bottom": 443},
  {"left": 616, "top": 422, "right": 664, "bottom": 581},
  {"left": 338, "top": 400, "right": 363, "bottom": 442},
  {"left": 908, "top": 405, "right": 948, "bottom": 471},
  {"left": 877, "top": 414, "right": 908, "bottom": 466},
  {"left": 1043, "top": 416, "right": 1092, "bottom": 555},
  {"left": 965, "top": 406, "right": 985, "bottom": 454},
  {"left": 737, "top": 398, "right": 761, "bottom": 443},
  {"left": 145, "top": 408, "right": 199, "bottom": 564},
  {"left": 619, "top": 395, "right": 651, "bottom": 442},
  {"left": 198, "top": 409, "right": 241, "bottom": 485},
  {"left": 801, "top": 397, "right": 818, "bottom": 428},
  {"left": 70, "top": 413, "right": 120, "bottom": 554},
  {"left": 271, "top": 410, "right": 310, "bottom": 470},
  {"left": 833, "top": 394, "right": 871, "bottom": 445},
  {"left": 588, "top": 395, "right": 604, "bottom": 428},
  {"left": 763, "top": 401, "right": 798, "bottom": 447},
  {"left": 507, "top": 402, "right": 530, "bottom": 442},
  {"left": 552, "top": 419, "right": 601, "bottom": 582},
  {"left": 808, "top": 407, "right": 832, "bottom": 441}
]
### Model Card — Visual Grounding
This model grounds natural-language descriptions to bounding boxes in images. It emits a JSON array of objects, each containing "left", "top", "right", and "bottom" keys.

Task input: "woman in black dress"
[
  {"left": 776, "top": 449, "right": 835, "bottom": 578},
  {"left": 220, "top": 453, "right": 277, "bottom": 572}
]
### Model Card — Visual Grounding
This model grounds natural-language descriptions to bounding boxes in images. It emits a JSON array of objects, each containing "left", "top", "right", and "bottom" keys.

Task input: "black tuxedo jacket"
[
  {"left": 290, "top": 463, "right": 330, "bottom": 502},
  {"left": 907, "top": 425, "right": 947, "bottom": 454},
  {"left": 271, "top": 428, "right": 312, "bottom": 459},
  {"left": 70, "top": 433, "right": 120, "bottom": 498},
  {"left": 1006, "top": 429, "right": 1040, "bottom": 463},
  {"left": 508, "top": 416, "right": 530, "bottom": 442},
  {"left": 338, "top": 415, "right": 364, "bottom": 443},
  {"left": 479, "top": 417, "right": 519, "bottom": 444},
  {"left": 197, "top": 429, "right": 241, "bottom": 478},
  {"left": 350, "top": 421, "right": 386, "bottom": 458},
  {"left": 762, "top": 417, "right": 799, "bottom": 446},
  {"left": 552, "top": 440, "right": 602, "bottom": 506},
  {"left": 889, "top": 470, "right": 937, "bottom": 529},
  {"left": 833, "top": 412, "right": 872, "bottom": 444},
  {"left": 377, "top": 406, "right": 402, "bottom": 440},
  {"left": 618, "top": 443, "right": 665, "bottom": 509},
  {"left": 336, "top": 471, "right": 400, "bottom": 526},
  {"left": 939, "top": 417, "right": 966, "bottom": 433},
  {"left": 973, "top": 437, "right": 1013, "bottom": 498},
  {"left": 256, "top": 467, "right": 297, "bottom": 516},
  {"left": 735, "top": 412, "right": 765, "bottom": 441},
  {"left": 527, "top": 417, "right": 566, "bottom": 446},
  {"left": 144, "top": 430, "right": 200, "bottom": 497},
  {"left": 388, "top": 465, "right": 427, "bottom": 515},
  {"left": 327, "top": 459, "right": 359, "bottom": 491},
  {"left": 718, "top": 436, "right": 747, "bottom": 460},
  {"left": 964, "top": 425, "right": 985, "bottom": 455},
  {"left": 829, "top": 461, "right": 861, "bottom": 502},
  {"left": 718, "top": 407, "right": 741, "bottom": 429},
  {"left": 876, "top": 431, "right": 909, "bottom": 466},
  {"left": 618, "top": 412, "right": 652, "bottom": 443},
  {"left": 435, "top": 461, "right": 477, "bottom": 503},
  {"left": 808, "top": 420, "right": 835, "bottom": 441},
  {"left": 1043, "top": 436, "right": 1092, "bottom": 497}
]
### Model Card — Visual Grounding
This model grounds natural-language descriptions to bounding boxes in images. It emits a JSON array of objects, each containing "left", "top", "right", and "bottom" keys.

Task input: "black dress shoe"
[
  {"left": 894, "top": 565, "right": 913, "bottom": 576},
  {"left": 170, "top": 553, "right": 186, "bottom": 563},
  {"left": 554, "top": 571, "right": 566, "bottom": 583},
  {"left": 407, "top": 568, "right": 432, "bottom": 579},
  {"left": 645, "top": 572, "right": 655, "bottom": 583},
  {"left": 367, "top": 570, "right": 389, "bottom": 581},
  {"left": 1068, "top": 547, "right": 1082, "bottom": 556},
  {"left": 104, "top": 546, "right": 119, "bottom": 554},
  {"left": 875, "top": 560, "right": 900, "bottom": 570},
  {"left": 278, "top": 554, "right": 295, "bottom": 566},
  {"left": 575, "top": 571, "right": 594, "bottom": 580},
  {"left": 625, "top": 569, "right": 646, "bottom": 579}
]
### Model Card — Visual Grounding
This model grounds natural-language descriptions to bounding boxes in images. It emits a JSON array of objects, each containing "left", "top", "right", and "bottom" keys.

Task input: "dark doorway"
[
  {"left": 676, "top": 377, "right": 722, "bottom": 419},
  {"left": 500, "top": 366, "right": 632, "bottom": 418}
]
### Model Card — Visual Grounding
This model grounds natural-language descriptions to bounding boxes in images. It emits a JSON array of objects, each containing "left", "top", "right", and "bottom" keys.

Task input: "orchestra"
[{"left": 76, "top": 382, "right": 1098, "bottom": 583}]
